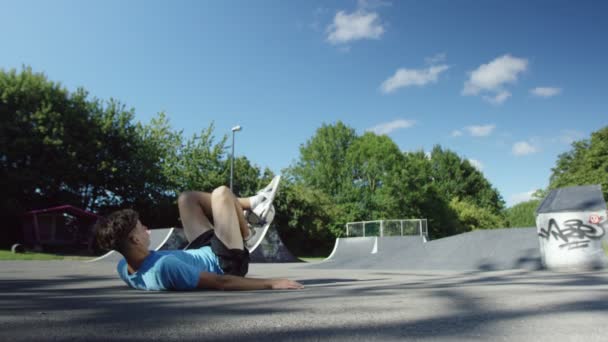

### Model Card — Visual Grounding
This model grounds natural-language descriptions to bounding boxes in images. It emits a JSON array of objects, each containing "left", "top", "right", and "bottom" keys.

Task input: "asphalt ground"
[{"left": 1, "top": 260, "right": 608, "bottom": 341}]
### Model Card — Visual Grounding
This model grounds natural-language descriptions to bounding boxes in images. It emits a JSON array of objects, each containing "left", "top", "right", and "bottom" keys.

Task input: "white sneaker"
[
  {"left": 251, "top": 175, "right": 281, "bottom": 225},
  {"left": 244, "top": 206, "right": 275, "bottom": 226},
  {"left": 244, "top": 206, "right": 275, "bottom": 250},
  {"left": 244, "top": 226, "right": 259, "bottom": 250}
]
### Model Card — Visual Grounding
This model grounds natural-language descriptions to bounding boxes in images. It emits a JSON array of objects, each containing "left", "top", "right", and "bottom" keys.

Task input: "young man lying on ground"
[{"left": 94, "top": 176, "right": 303, "bottom": 291}]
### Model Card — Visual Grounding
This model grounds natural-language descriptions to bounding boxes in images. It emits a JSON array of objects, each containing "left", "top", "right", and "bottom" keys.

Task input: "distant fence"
[{"left": 346, "top": 219, "right": 428, "bottom": 240}]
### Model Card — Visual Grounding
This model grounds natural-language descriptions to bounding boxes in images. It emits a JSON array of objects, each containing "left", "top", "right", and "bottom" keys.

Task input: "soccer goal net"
[{"left": 345, "top": 219, "right": 428, "bottom": 239}]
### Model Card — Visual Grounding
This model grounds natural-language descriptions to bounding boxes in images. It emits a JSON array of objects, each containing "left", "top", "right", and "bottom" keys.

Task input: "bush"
[
  {"left": 505, "top": 199, "right": 540, "bottom": 227},
  {"left": 449, "top": 198, "right": 507, "bottom": 231}
]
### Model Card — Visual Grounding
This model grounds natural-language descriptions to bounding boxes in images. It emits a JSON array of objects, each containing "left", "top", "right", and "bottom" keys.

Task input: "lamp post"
[{"left": 230, "top": 125, "right": 242, "bottom": 191}]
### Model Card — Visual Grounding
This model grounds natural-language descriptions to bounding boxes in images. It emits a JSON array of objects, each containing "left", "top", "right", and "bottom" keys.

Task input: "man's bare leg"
[
  {"left": 178, "top": 191, "right": 252, "bottom": 243},
  {"left": 238, "top": 198, "right": 252, "bottom": 210},
  {"left": 210, "top": 186, "right": 250, "bottom": 249},
  {"left": 234, "top": 198, "right": 252, "bottom": 239}
]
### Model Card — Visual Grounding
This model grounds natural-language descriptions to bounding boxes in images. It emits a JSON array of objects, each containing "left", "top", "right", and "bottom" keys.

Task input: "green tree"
[
  {"left": 136, "top": 111, "right": 183, "bottom": 194},
  {"left": 168, "top": 123, "right": 228, "bottom": 193},
  {"left": 130, "top": 112, "right": 185, "bottom": 226},
  {"left": 386, "top": 150, "right": 463, "bottom": 238},
  {"left": 449, "top": 198, "right": 507, "bottom": 231},
  {"left": 429, "top": 145, "right": 505, "bottom": 213},
  {"left": 230, "top": 157, "right": 271, "bottom": 197},
  {"left": 505, "top": 199, "right": 540, "bottom": 227},
  {"left": 550, "top": 126, "right": 608, "bottom": 200},
  {"left": 343, "top": 132, "right": 405, "bottom": 220},
  {"left": 0, "top": 67, "right": 182, "bottom": 228},
  {"left": 0, "top": 67, "right": 132, "bottom": 213},
  {"left": 0, "top": 66, "right": 285, "bottom": 237},
  {"left": 291, "top": 121, "right": 357, "bottom": 197},
  {"left": 285, "top": 123, "right": 510, "bottom": 245},
  {"left": 90, "top": 99, "right": 155, "bottom": 208},
  {"left": 273, "top": 181, "right": 337, "bottom": 256}
]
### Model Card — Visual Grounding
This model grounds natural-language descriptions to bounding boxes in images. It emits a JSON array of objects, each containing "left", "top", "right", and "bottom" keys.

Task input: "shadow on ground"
[{"left": 2, "top": 262, "right": 608, "bottom": 341}]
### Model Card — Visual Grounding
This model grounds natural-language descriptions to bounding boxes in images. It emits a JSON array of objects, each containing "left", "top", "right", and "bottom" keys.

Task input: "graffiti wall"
[{"left": 537, "top": 211, "right": 608, "bottom": 270}]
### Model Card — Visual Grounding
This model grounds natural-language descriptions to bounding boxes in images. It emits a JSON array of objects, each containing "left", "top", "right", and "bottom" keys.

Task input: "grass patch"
[{"left": 0, "top": 249, "right": 91, "bottom": 261}]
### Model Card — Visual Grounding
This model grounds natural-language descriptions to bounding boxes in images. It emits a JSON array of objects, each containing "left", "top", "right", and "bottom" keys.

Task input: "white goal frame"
[{"left": 345, "top": 219, "right": 428, "bottom": 240}]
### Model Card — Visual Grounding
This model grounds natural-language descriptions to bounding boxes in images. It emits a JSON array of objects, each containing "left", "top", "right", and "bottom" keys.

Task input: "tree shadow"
[
  {"left": 297, "top": 278, "right": 387, "bottom": 286},
  {"left": 2, "top": 263, "right": 608, "bottom": 340}
]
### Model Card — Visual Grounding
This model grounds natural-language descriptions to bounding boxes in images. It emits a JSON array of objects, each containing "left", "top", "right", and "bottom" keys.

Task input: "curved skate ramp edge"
[
  {"left": 311, "top": 236, "right": 421, "bottom": 269},
  {"left": 86, "top": 228, "right": 175, "bottom": 263},
  {"left": 319, "top": 236, "right": 378, "bottom": 265}
]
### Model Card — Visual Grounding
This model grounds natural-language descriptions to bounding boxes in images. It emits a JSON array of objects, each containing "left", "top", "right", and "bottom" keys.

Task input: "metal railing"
[{"left": 346, "top": 219, "right": 428, "bottom": 240}]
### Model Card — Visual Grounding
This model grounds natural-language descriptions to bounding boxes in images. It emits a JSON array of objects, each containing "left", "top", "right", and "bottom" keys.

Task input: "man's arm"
[{"left": 197, "top": 272, "right": 304, "bottom": 291}]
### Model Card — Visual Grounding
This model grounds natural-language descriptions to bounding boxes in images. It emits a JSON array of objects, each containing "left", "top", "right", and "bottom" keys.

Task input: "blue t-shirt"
[{"left": 117, "top": 246, "right": 224, "bottom": 291}]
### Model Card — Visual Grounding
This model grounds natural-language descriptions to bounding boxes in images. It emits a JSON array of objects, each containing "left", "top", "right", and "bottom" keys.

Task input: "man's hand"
[
  {"left": 270, "top": 279, "right": 304, "bottom": 290},
  {"left": 198, "top": 272, "right": 304, "bottom": 291}
]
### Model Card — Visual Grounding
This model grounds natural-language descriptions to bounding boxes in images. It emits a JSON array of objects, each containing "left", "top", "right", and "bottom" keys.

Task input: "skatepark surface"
[{"left": 2, "top": 260, "right": 608, "bottom": 341}]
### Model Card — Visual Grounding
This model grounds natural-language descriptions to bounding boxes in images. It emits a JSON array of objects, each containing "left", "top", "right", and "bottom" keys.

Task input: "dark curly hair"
[{"left": 95, "top": 209, "right": 139, "bottom": 253}]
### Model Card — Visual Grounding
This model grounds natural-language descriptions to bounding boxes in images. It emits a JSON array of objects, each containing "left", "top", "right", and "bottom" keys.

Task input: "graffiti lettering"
[{"left": 538, "top": 219, "right": 605, "bottom": 250}]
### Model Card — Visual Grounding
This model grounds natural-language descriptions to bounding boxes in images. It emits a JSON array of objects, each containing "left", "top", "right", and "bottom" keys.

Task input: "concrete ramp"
[
  {"left": 364, "top": 236, "right": 428, "bottom": 268},
  {"left": 250, "top": 225, "right": 301, "bottom": 263},
  {"left": 423, "top": 227, "right": 541, "bottom": 271},
  {"left": 86, "top": 228, "right": 175, "bottom": 263},
  {"left": 317, "top": 236, "right": 378, "bottom": 267},
  {"left": 312, "top": 236, "right": 421, "bottom": 269},
  {"left": 308, "top": 227, "right": 542, "bottom": 271}
]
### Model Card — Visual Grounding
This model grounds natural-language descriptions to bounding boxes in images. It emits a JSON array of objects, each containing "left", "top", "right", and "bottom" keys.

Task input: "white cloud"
[
  {"left": 557, "top": 130, "right": 584, "bottom": 144},
  {"left": 451, "top": 130, "right": 463, "bottom": 137},
  {"left": 357, "top": 0, "right": 391, "bottom": 9},
  {"left": 530, "top": 87, "right": 562, "bottom": 98},
  {"left": 468, "top": 159, "right": 484, "bottom": 171},
  {"left": 509, "top": 190, "right": 536, "bottom": 206},
  {"left": 463, "top": 55, "right": 528, "bottom": 95},
  {"left": 337, "top": 45, "right": 352, "bottom": 53},
  {"left": 327, "top": 10, "right": 384, "bottom": 44},
  {"left": 512, "top": 141, "right": 539, "bottom": 156},
  {"left": 483, "top": 90, "right": 511, "bottom": 105},
  {"left": 425, "top": 53, "right": 446, "bottom": 65},
  {"left": 381, "top": 65, "right": 449, "bottom": 93},
  {"left": 465, "top": 124, "right": 496, "bottom": 137},
  {"left": 462, "top": 54, "right": 528, "bottom": 104},
  {"left": 368, "top": 119, "right": 415, "bottom": 135}
]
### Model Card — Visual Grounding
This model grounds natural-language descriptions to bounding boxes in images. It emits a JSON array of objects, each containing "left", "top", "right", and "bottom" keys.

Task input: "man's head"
[{"left": 95, "top": 209, "right": 150, "bottom": 254}]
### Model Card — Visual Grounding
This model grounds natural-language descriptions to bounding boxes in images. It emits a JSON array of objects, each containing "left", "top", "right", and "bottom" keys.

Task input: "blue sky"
[{"left": 2, "top": 0, "right": 606, "bottom": 207}]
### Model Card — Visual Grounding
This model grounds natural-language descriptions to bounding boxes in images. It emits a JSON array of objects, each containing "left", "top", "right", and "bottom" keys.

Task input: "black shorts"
[{"left": 185, "top": 230, "right": 250, "bottom": 277}]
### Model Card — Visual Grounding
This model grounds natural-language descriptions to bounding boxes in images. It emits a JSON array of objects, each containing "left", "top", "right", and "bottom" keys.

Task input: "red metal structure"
[{"left": 22, "top": 205, "right": 100, "bottom": 251}]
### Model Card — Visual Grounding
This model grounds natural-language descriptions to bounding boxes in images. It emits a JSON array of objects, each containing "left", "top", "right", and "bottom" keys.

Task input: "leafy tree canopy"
[
  {"left": 0, "top": 67, "right": 267, "bottom": 230},
  {"left": 549, "top": 126, "right": 608, "bottom": 200},
  {"left": 505, "top": 199, "right": 540, "bottom": 227},
  {"left": 291, "top": 121, "right": 357, "bottom": 197}
]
